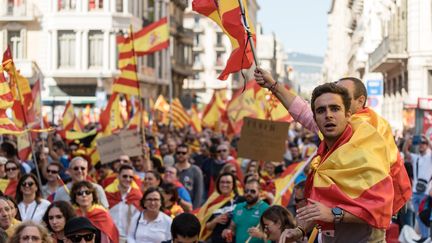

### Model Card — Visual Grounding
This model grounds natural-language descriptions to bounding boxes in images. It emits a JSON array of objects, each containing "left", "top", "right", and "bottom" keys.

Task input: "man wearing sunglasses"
[
  {"left": 222, "top": 179, "right": 269, "bottom": 243},
  {"left": 64, "top": 216, "right": 97, "bottom": 243},
  {"left": 41, "top": 162, "right": 62, "bottom": 199},
  {"left": 54, "top": 157, "right": 109, "bottom": 208}
]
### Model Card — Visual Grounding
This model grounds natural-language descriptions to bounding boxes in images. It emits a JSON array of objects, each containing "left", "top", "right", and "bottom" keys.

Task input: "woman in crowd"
[
  {"left": 142, "top": 170, "right": 162, "bottom": 192},
  {"left": 163, "top": 166, "right": 193, "bottom": 212},
  {"left": 42, "top": 201, "right": 76, "bottom": 243},
  {"left": 259, "top": 205, "right": 296, "bottom": 243},
  {"left": 16, "top": 174, "right": 51, "bottom": 222},
  {"left": 8, "top": 221, "right": 52, "bottom": 243},
  {"left": 71, "top": 181, "right": 119, "bottom": 243},
  {"left": 127, "top": 187, "right": 172, "bottom": 243},
  {"left": 202, "top": 172, "right": 244, "bottom": 242},
  {"left": 4, "top": 160, "right": 21, "bottom": 197},
  {"left": 4, "top": 195, "right": 21, "bottom": 221},
  {"left": 160, "top": 182, "right": 184, "bottom": 218}
]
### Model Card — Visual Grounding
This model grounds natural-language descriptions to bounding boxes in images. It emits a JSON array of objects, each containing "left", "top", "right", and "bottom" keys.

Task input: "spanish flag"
[
  {"left": 202, "top": 90, "right": 227, "bottom": 130},
  {"left": 99, "top": 92, "right": 124, "bottom": 135},
  {"left": 0, "top": 69, "right": 22, "bottom": 134},
  {"left": 195, "top": 192, "right": 235, "bottom": 240},
  {"left": 134, "top": 17, "right": 169, "bottom": 55},
  {"left": 105, "top": 178, "right": 142, "bottom": 210},
  {"left": 0, "top": 179, "right": 18, "bottom": 198},
  {"left": 76, "top": 205, "right": 119, "bottom": 243},
  {"left": 305, "top": 123, "right": 394, "bottom": 229},
  {"left": 190, "top": 106, "right": 202, "bottom": 133},
  {"left": 274, "top": 161, "right": 305, "bottom": 207},
  {"left": 192, "top": 0, "right": 255, "bottom": 80},
  {"left": 351, "top": 107, "right": 412, "bottom": 214}
]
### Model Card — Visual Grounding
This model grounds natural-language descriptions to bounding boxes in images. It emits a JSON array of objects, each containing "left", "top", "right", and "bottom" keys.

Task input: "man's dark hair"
[
  {"left": 176, "top": 143, "right": 189, "bottom": 153},
  {"left": 0, "top": 142, "right": 17, "bottom": 158},
  {"left": 118, "top": 164, "right": 134, "bottom": 174},
  {"left": 171, "top": 213, "right": 201, "bottom": 239},
  {"left": 337, "top": 77, "right": 367, "bottom": 107},
  {"left": 311, "top": 83, "right": 351, "bottom": 116}
]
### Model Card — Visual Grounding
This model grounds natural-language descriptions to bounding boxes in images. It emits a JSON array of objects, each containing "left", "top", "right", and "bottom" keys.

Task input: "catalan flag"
[
  {"left": 305, "top": 124, "right": 394, "bottom": 229},
  {"left": 192, "top": 0, "right": 255, "bottom": 80},
  {"left": 112, "top": 31, "right": 139, "bottom": 96},
  {"left": 134, "top": 17, "right": 169, "bottom": 55},
  {"left": 171, "top": 98, "right": 190, "bottom": 129}
]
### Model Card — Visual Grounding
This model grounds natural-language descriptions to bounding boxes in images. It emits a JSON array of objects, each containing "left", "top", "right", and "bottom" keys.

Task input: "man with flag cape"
[{"left": 278, "top": 83, "right": 393, "bottom": 242}]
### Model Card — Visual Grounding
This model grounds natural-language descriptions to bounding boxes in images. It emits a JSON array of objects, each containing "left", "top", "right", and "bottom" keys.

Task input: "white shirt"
[
  {"left": 127, "top": 211, "right": 172, "bottom": 243},
  {"left": 109, "top": 191, "right": 139, "bottom": 238},
  {"left": 411, "top": 149, "right": 432, "bottom": 193},
  {"left": 18, "top": 199, "right": 51, "bottom": 223}
]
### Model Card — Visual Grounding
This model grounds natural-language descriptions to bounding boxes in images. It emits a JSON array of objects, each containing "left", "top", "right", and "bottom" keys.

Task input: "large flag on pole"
[
  {"left": 0, "top": 69, "right": 22, "bottom": 134},
  {"left": 192, "top": 0, "right": 256, "bottom": 80},
  {"left": 171, "top": 98, "right": 190, "bottom": 129},
  {"left": 99, "top": 93, "right": 124, "bottom": 135},
  {"left": 134, "top": 17, "right": 169, "bottom": 55}
]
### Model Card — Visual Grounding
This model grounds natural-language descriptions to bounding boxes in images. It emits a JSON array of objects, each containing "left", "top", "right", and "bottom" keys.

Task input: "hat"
[
  {"left": 64, "top": 217, "right": 97, "bottom": 236},
  {"left": 0, "top": 157, "right": 7, "bottom": 165},
  {"left": 421, "top": 135, "right": 429, "bottom": 144}
]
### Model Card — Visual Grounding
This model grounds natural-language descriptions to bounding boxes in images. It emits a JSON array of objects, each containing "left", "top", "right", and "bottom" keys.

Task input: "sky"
[{"left": 257, "top": 0, "right": 331, "bottom": 57}]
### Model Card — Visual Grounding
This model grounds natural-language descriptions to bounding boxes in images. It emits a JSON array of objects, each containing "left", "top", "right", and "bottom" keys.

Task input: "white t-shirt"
[
  {"left": 18, "top": 199, "right": 51, "bottom": 223},
  {"left": 411, "top": 150, "right": 432, "bottom": 193},
  {"left": 127, "top": 211, "right": 172, "bottom": 243},
  {"left": 109, "top": 191, "right": 139, "bottom": 238}
]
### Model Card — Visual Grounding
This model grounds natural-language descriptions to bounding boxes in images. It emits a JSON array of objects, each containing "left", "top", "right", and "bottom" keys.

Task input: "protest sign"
[{"left": 97, "top": 130, "right": 142, "bottom": 164}]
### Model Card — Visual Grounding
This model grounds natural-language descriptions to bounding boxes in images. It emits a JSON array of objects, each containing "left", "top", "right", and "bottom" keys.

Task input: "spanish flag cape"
[
  {"left": 105, "top": 178, "right": 143, "bottom": 210},
  {"left": 352, "top": 107, "right": 411, "bottom": 214},
  {"left": 0, "top": 179, "right": 18, "bottom": 198},
  {"left": 76, "top": 204, "right": 119, "bottom": 243},
  {"left": 305, "top": 123, "right": 394, "bottom": 229},
  {"left": 101, "top": 172, "right": 142, "bottom": 189},
  {"left": 196, "top": 192, "right": 235, "bottom": 240}
]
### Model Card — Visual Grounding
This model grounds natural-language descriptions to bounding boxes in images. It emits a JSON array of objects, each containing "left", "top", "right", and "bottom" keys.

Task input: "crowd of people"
[{"left": 0, "top": 67, "right": 429, "bottom": 243}]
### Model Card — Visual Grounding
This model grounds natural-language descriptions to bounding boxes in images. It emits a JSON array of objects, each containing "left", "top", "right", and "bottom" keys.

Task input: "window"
[
  {"left": 428, "top": 70, "right": 432, "bottom": 95},
  {"left": 58, "top": 31, "right": 76, "bottom": 68},
  {"left": 216, "top": 53, "right": 223, "bottom": 66},
  {"left": 59, "top": 0, "right": 76, "bottom": 10},
  {"left": 89, "top": 0, "right": 103, "bottom": 10},
  {"left": 7, "top": 31, "right": 22, "bottom": 60},
  {"left": 88, "top": 31, "right": 103, "bottom": 68},
  {"left": 147, "top": 54, "right": 155, "bottom": 68},
  {"left": 146, "top": 0, "right": 155, "bottom": 22},
  {"left": 116, "top": 0, "right": 123, "bottom": 12},
  {"left": 216, "top": 33, "right": 223, "bottom": 45},
  {"left": 194, "top": 34, "right": 200, "bottom": 46}
]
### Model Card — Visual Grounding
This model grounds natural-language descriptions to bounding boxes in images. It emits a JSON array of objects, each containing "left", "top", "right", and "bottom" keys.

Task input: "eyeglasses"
[
  {"left": 21, "top": 181, "right": 35, "bottom": 187},
  {"left": 47, "top": 169, "right": 59, "bottom": 174},
  {"left": 421, "top": 141, "right": 429, "bottom": 145},
  {"left": 76, "top": 190, "right": 92, "bottom": 197},
  {"left": 244, "top": 189, "right": 257, "bottom": 194},
  {"left": 72, "top": 166, "right": 86, "bottom": 171},
  {"left": 121, "top": 175, "right": 134, "bottom": 180},
  {"left": 176, "top": 151, "right": 187, "bottom": 155},
  {"left": 217, "top": 149, "right": 228, "bottom": 153},
  {"left": 20, "top": 235, "right": 41, "bottom": 242},
  {"left": 5, "top": 167, "right": 17, "bottom": 172},
  {"left": 66, "top": 233, "right": 95, "bottom": 242}
]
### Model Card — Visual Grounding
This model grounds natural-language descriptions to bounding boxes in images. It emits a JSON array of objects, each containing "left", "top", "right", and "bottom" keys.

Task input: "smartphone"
[{"left": 412, "top": 135, "right": 421, "bottom": 146}]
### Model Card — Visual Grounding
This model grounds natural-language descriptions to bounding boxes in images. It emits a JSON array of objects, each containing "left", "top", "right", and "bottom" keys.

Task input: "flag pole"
[
  {"left": 237, "top": 0, "right": 259, "bottom": 66},
  {"left": 166, "top": 0, "right": 173, "bottom": 128}
]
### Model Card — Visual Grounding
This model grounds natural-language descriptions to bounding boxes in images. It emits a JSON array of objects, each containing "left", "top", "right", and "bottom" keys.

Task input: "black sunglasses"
[
  {"left": 244, "top": 189, "right": 257, "bottom": 194},
  {"left": 67, "top": 233, "right": 95, "bottom": 242},
  {"left": 122, "top": 175, "right": 134, "bottom": 179},
  {"left": 72, "top": 166, "right": 86, "bottom": 171},
  {"left": 6, "top": 167, "right": 17, "bottom": 172},
  {"left": 76, "top": 190, "right": 92, "bottom": 196},
  {"left": 47, "top": 169, "right": 59, "bottom": 174},
  {"left": 21, "top": 181, "right": 34, "bottom": 187},
  {"left": 176, "top": 151, "right": 187, "bottom": 155}
]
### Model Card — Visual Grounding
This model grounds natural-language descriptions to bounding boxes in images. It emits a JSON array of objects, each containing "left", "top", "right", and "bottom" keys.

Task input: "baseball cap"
[{"left": 64, "top": 217, "right": 97, "bottom": 236}]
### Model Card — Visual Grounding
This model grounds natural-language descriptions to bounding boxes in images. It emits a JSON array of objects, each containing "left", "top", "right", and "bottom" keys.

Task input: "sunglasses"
[
  {"left": 244, "top": 189, "right": 257, "bottom": 194},
  {"left": 72, "top": 166, "right": 86, "bottom": 171},
  {"left": 121, "top": 175, "right": 134, "bottom": 179},
  {"left": 5, "top": 167, "right": 17, "bottom": 172},
  {"left": 47, "top": 169, "right": 59, "bottom": 174},
  {"left": 217, "top": 149, "right": 228, "bottom": 153},
  {"left": 21, "top": 181, "right": 34, "bottom": 187},
  {"left": 176, "top": 151, "right": 187, "bottom": 155},
  {"left": 76, "top": 190, "right": 92, "bottom": 197},
  {"left": 67, "top": 233, "right": 95, "bottom": 242}
]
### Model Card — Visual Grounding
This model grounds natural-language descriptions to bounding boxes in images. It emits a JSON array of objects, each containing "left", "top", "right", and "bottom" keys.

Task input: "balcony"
[
  {"left": 193, "top": 24, "right": 204, "bottom": 33},
  {"left": 369, "top": 36, "right": 408, "bottom": 73},
  {"left": 0, "top": 0, "right": 35, "bottom": 21},
  {"left": 192, "top": 44, "right": 204, "bottom": 52},
  {"left": 192, "top": 62, "right": 204, "bottom": 71}
]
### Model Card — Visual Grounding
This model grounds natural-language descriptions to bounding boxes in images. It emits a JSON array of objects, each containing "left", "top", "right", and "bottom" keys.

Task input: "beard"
[{"left": 246, "top": 195, "right": 259, "bottom": 205}]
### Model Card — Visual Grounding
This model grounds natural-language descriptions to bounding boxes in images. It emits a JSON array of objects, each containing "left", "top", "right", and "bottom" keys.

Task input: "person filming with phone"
[{"left": 403, "top": 134, "right": 432, "bottom": 239}]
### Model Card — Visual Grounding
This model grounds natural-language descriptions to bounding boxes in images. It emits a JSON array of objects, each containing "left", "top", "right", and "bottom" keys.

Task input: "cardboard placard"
[
  {"left": 96, "top": 130, "right": 143, "bottom": 164},
  {"left": 237, "top": 117, "right": 289, "bottom": 161}
]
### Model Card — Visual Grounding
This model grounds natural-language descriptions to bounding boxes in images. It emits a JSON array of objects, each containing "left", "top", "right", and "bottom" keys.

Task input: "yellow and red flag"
[
  {"left": 192, "top": 0, "right": 255, "bottom": 80},
  {"left": 202, "top": 90, "right": 227, "bottom": 130},
  {"left": 99, "top": 92, "right": 124, "bottom": 135},
  {"left": 134, "top": 17, "right": 169, "bottom": 55},
  {"left": 171, "top": 98, "right": 190, "bottom": 129},
  {"left": 305, "top": 124, "right": 394, "bottom": 229},
  {"left": 112, "top": 31, "right": 139, "bottom": 96},
  {"left": 105, "top": 178, "right": 143, "bottom": 209},
  {"left": 153, "top": 94, "right": 170, "bottom": 125},
  {"left": 27, "top": 79, "right": 42, "bottom": 128},
  {"left": 274, "top": 161, "right": 305, "bottom": 207},
  {"left": 0, "top": 69, "right": 22, "bottom": 134},
  {"left": 76, "top": 205, "right": 119, "bottom": 243},
  {"left": 190, "top": 106, "right": 202, "bottom": 133},
  {"left": 0, "top": 179, "right": 18, "bottom": 198}
]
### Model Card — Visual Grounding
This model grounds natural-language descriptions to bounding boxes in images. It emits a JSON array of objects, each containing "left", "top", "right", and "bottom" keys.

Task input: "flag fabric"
[
  {"left": 76, "top": 205, "right": 119, "bottom": 243},
  {"left": 0, "top": 69, "right": 22, "bottom": 134},
  {"left": 171, "top": 98, "right": 190, "bottom": 129},
  {"left": 192, "top": 0, "right": 255, "bottom": 80},
  {"left": 27, "top": 79, "right": 41, "bottom": 127},
  {"left": 105, "top": 178, "right": 143, "bottom": 209},
  {"left": 195, "top": 192, "right": 235, "bottom": 240},
  {"left": 202, "top": 90, "right": 227, "bottom": 130},
  {"left": 351, "top": 108, "right": 412, "bottom": 214},
  {"left": 134, "top": 17, "right": 169, "bottom": 55},
  {"left": 305, "top": 124, "right": 394, "bottom": 229},
  {"left": 99, "top": 93, "right": 124, "bottom": 135},
  {"left": 112, "top": 32, "right": 139, "bottom": 96},
  {"left": 0, "top": 179, "right": 18, "bottom": 198},
  {"left": 274, "top": 161, "right": 305, "bottom": 206},
  {"left": 126, "top": 108, "right": 149, "bottom": 130},
  {"left": 16, "top": 132, "right": 31, "bottom": 160},
  {"left": 255, "top": 83, "right": 294, "bottom": 122},
  {"left": 61, "top": 101, "right": 78, "bottom": 131},
  {"left": 153, "top": 95, "right": 170, "bottom": 125},
  {"left": 190, "top": 106, "right": 202, "bottom": 133}
]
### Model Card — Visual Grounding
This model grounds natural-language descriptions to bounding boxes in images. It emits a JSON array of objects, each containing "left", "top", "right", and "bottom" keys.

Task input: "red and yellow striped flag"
[
  {"left": 112, "top": 31, "right": 139, "bottom": 96},
  {"left": 0, "top": 67, "right": 22, "bottom": 134},
  {"left": 190, "top": 106, "right": 202, "bottom": 133},
  {"left": 192, "top": 0, "right": 255, "bottom": 80},
  {"left": 171, "top": 98, "right": 189, "bottom": 129},
  {"left": 134, "top": 17, "right": 169, "bottom": 55},
  {"left": 274, "top": 161, "right": 305, "bottom": 207},
  {"left": 99, "top": 93, "right": 124, "bottom": 135},
  {"left": 202, "top": 90, "right": 227, "bottom": 130}
]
